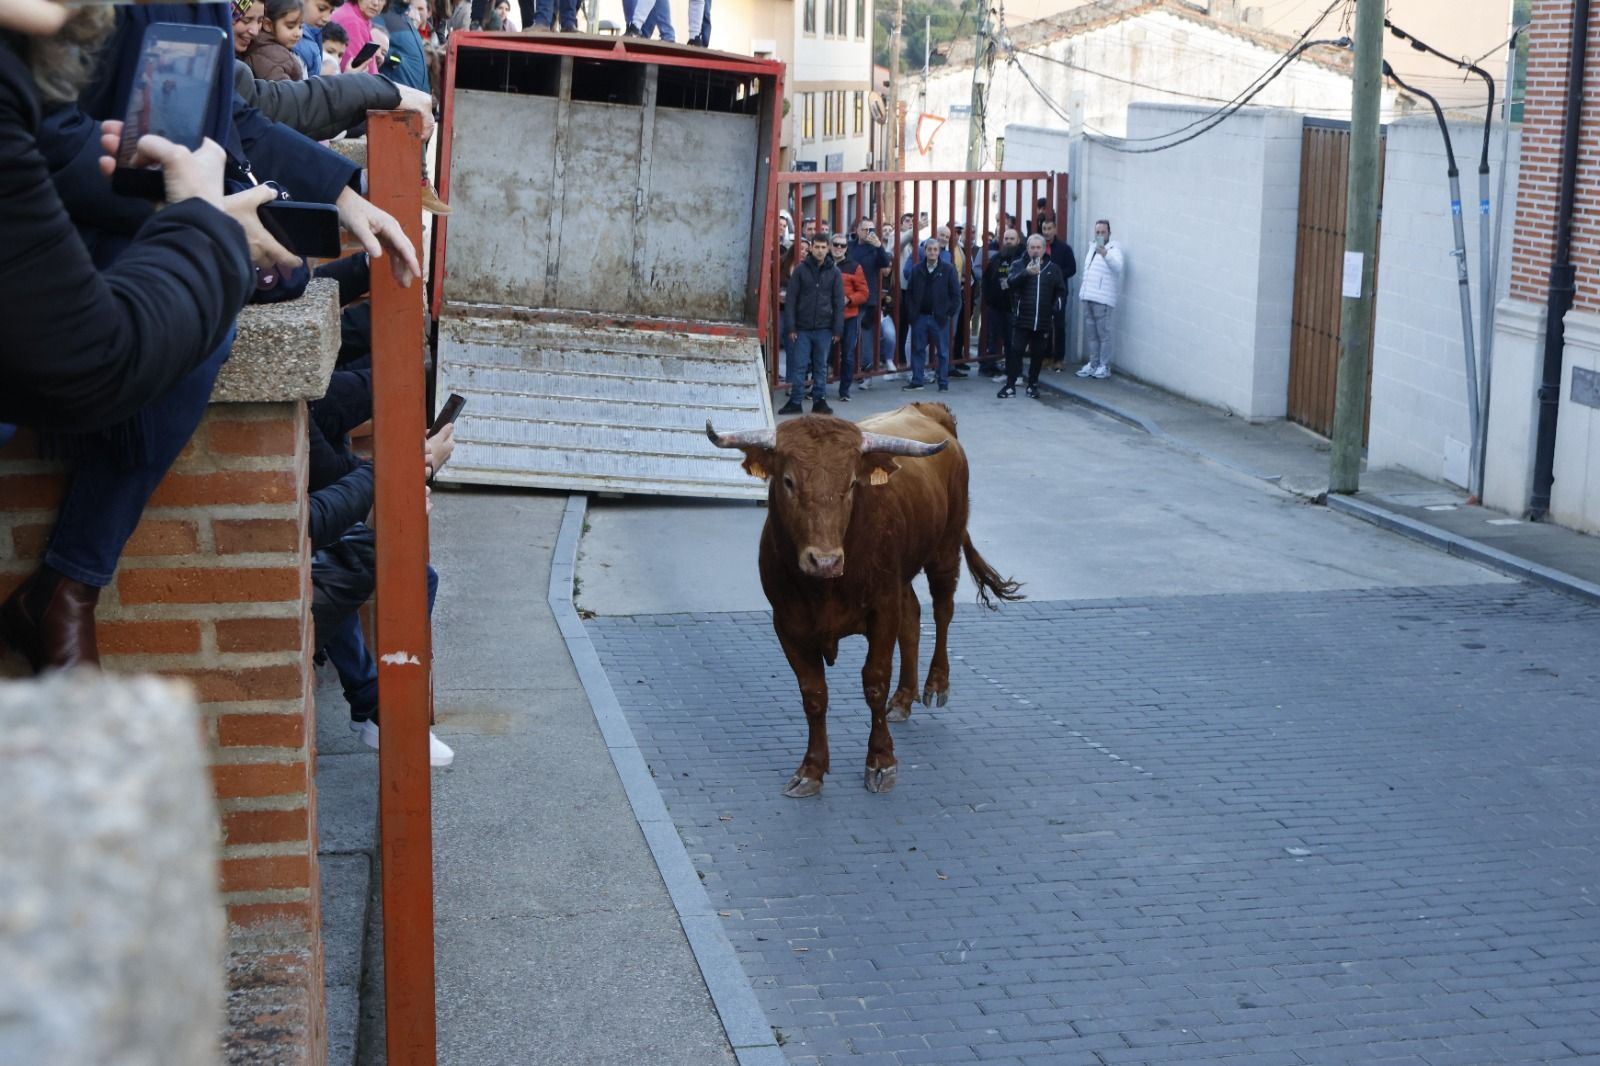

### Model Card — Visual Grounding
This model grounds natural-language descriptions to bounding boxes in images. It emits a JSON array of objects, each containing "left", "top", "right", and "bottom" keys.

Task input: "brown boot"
[
  {"left": 420, "top": 180, "right": 452, "bottom": 216},
  {"left": 0, "top": 565, "right": 102, "bottom": 674}
]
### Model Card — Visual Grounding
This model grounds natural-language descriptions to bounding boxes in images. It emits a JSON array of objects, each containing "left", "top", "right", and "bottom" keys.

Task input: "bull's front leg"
[
  {"left": 777, "top": 629, "right": 830, "bottom": 798},
  {"left": 862, "top": 608, "right": 901, "bottom": 794},
  {"left": 887, "top": 585, "right": 920, "bottom": 723}
]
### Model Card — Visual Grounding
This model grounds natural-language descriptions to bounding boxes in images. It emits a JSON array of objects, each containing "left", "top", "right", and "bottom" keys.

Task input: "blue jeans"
[
  {"left": 621, "top": 0, "right": 674, "bottom": 39},
  {"left": 910, "top": 314, "right": 950, "bottom": 388},
  {"left": 45, "top": 332, "right": 233, "bottom": 587},
  {"left": 531, "top": 0, "right": 578, "bottom": 28},
  {"left": 837, "top": 316, "right": 861, "bottom": 397},
  {"left": 325, "top": 563, "right": 439, "bottom": 721},
  {"left": 789, "top": 328, "right": 832, "bottom": 403}
]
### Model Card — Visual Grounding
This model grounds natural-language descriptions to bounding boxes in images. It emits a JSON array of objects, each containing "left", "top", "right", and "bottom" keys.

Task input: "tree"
[{"left": 874, "top": 0, "right": 972, "bottom": 74}]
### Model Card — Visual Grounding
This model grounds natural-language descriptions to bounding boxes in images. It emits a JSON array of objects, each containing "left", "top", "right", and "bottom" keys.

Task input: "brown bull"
[{"left": 707, "top": 402, "right": 1022, "bottom": 797}]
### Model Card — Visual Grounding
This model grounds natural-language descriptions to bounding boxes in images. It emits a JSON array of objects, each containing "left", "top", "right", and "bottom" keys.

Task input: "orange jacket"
[{"left": 839, "top": 258, "right": 869, "bottom": 319}]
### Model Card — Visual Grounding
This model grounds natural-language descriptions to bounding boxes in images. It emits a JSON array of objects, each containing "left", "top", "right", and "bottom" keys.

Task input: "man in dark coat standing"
[
  {"left": 845, "top": 217, "right": 892, "bottom": 382},
  {"left": 998, "top": 234, "right": 1066, "bottom": 399},
  {"left": 1037, "top": 213, "right": 1077, "bottom": 372},
  {"left": 981, "top": 227, "right": 1024, "bottom": 381},
  {"left": 901, "top": 237, "right": 960, "bottom": 392},
  {"left": 779, "top": 232, "right": 844, "bottom": 415}
]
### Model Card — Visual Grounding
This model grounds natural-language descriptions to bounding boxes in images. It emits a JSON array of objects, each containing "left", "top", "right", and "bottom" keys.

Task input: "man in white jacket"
[{"left": 1077, "top": 219, "right": 1125, "bottom": 379}]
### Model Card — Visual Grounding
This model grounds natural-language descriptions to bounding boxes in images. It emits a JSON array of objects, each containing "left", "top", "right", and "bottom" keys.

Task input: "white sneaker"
[
  {"left": 353, "top": 718, "right": 455, "bottom": 767},
  {"left": 1075, "top": 363, "right": 1095, "bottom": 378},
  {"left": 1092, "top": 365, "right": 1110, "bottom": 379}
]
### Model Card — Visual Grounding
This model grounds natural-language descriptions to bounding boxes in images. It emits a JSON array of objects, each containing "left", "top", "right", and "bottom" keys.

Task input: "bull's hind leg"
[
  {"left": 887, "top": 584, "right": 920, "bottom": 723},
  {"left": 776, "top": 629, "right": 829, "bottom": 798},
  {"left": 862, "top": 607, "right": 901, "bottom": 793},
  {"left": 922, "top": 556, "right": 960, "bottom": 707}
]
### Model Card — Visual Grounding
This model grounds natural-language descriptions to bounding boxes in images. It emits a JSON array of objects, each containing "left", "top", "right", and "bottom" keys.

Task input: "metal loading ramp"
[{"left": 433, "top": 312, "right": 771, "bottom": 499}]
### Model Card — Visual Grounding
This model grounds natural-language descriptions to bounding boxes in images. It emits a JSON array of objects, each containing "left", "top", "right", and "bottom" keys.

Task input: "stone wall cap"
[{"left": 213, "top": 277, "right": 341, "bottom": 404}]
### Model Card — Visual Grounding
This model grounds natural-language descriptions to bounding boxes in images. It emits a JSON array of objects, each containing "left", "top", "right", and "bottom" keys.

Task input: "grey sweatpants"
[{"left": 1084, "top": 300, "right": 1115, "bottom": 369}]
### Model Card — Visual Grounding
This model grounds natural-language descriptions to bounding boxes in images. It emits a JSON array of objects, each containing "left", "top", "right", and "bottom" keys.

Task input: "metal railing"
[
  {"left": 368, "top": 110, "right": 438, "bottom": 1066},
  {"left": 768, "top": 170, "right": 1069, "bottom": 387}
]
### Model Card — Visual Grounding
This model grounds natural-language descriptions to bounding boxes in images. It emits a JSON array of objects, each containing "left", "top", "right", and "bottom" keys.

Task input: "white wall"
[
  {"left": 1367, "top": 118, "right": 1520, "bottom": 488},
  {"left": 1073, "top": 103, "right": 1303, "bottom": 419}
]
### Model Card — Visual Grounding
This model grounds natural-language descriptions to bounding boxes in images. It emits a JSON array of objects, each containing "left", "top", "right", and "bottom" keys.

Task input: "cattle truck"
[{"left": 429, "top": 33, "right": 783, "bottom": 499}]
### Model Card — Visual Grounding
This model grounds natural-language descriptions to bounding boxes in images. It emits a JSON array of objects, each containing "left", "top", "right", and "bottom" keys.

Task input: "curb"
[
  {"left": 1325, "top": 493, "right": 1600, "bottom": 608},
  {"left": 1036, "top": 375, "right": 1600, "bottom": 608},
  {"left": 547, "top": 495, "right": 787, "bottom": 1066},
  {"left": 1034, "top": 375, "right": 1282, "bottom": 484}
]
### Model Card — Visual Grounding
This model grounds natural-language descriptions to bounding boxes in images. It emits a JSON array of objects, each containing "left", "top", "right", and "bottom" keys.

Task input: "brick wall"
[
  {"left": 0, "top": 401, "right": 325, "bottom": 1063},
  {"left": 1508, "top": 0, "right": 1600, "bottom": 310}
]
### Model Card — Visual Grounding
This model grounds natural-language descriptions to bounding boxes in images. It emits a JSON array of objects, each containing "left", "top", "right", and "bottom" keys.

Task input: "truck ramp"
[{"left": 433, "top": 312, "right": 771, "bottom": 500}]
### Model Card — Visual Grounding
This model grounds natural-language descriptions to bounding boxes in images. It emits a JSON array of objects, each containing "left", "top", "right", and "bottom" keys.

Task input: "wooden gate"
[{"left": 1287, "top": 121, "right": 1383, "bottom": 439}]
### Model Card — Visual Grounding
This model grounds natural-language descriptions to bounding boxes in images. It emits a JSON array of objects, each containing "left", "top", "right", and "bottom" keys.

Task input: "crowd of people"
[
  {"left": 1, "top": 0, "right": 456, "bottom": 765},
  {"left": 777, "top": 204, "right": 1125, "bottom": 413}
]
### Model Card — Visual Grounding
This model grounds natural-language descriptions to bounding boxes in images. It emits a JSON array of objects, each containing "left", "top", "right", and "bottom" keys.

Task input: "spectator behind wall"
[
  {"left": 331, "top": 0, "right": 385, "bottom": 71},
  {"left": 244, "top": 0, "right": 308, "bottom": 80},
  {"left": 376, "top": 0, "right": 429, "bottom": 91}
]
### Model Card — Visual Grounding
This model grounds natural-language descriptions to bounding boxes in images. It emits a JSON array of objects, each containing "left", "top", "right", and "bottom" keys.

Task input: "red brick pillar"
[{"left": 0, "top": 281, "right": 341, "bottom": 1064}]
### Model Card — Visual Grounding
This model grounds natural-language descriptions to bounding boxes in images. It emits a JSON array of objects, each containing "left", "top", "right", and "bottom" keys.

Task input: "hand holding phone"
[
  {"left": 349, "top": 40, "right": 381, "bottom": 70},
  {"left": 429, "top": 393, "right": 467, "bottom": 437},
  {"left": 257, "top": 200, "right": 343, "bottom": 260},
  {"left": 111, "top": 23, "right": 229, "bottom": 201}
]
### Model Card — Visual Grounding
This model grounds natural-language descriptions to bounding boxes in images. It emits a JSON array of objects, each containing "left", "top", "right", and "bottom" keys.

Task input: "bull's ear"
[
  {"left": 742, "top": 449, "right": 776, "bottom": 481},
  {"left": 859, "top": 452, "right": 899, "bottom": 487}
]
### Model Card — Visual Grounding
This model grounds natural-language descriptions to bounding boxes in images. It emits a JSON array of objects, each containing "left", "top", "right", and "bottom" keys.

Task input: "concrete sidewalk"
[{"left": 1037, "top": 367, "right": 1600, "bottom": 604}]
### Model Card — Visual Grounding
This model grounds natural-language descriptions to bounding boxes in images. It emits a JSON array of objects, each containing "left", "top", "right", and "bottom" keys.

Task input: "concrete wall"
[
  {"left": 1367, "top": 118, "right": 1521, "bottom": 488},
  {"left": 1073, "top": 103, "right": 1303, "bottom": 419}
]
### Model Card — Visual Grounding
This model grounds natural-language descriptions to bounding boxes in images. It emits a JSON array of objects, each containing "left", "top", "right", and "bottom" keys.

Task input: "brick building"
[{"left": 1485, "top": 0, "right": 1600, "bottom": 532}]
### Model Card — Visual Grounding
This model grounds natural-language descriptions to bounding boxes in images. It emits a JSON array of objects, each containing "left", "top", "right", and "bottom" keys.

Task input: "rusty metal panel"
[
  {"left": 553, "top": 101, "right": 644, "bottom": 315},
  {"left": 434, "top": 314, "right": 770, "bottom": 499},
  {"left": 440, "top": 90, "right": 559, "bottom": 308},
  {"left": 638, "top": 108, "right": 760, "bottom": 321}
]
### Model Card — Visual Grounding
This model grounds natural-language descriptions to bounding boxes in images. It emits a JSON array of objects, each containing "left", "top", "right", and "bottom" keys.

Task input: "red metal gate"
[{"left": 769, "top": 170, "right": 1068, "bottom": 387}]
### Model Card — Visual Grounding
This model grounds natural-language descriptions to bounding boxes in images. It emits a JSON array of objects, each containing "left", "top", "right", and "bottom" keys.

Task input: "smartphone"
[
  {"left": 348, "top": 40, "right": 381, "bottom": 70},
  {"left": 111, "top": 23, "right": 229, "bottom": 201},
  {"left": 429, "top": 394, "right": 467, "bottom": 437},
  {"left": 258, "top": 201, "right": 343, "bottom": 260}
]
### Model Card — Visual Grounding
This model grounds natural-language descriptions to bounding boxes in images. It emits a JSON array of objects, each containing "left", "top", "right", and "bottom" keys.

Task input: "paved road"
[{"left": 589, "top": 584, "right": 1600, "bottom": 1064}]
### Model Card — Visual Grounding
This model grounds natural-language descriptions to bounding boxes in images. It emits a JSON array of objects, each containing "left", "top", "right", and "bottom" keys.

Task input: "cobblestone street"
[{"left": 590, "top": 584, "right": 1600, "bottom": 1065}]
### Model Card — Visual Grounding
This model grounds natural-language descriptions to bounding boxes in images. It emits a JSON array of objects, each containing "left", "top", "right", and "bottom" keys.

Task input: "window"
[
  {"left": 835, "top": 92, "right": 846, "bottom": 138},
  {"left": 803, "top": 0, "right": 815, "bottom": 34},
  {"left": 853, "top": 91, "right": 864, "bottom": 135},
  {"left": 802, "top": 93, "right": 815, "bottom": 141},
  {"left": 824, "top": 0, "right": 834, "bottom": 36},
  {"left": 855, "top": 0, "right": 865, "bottom": 38},
  {"left": 837, "top": 0, "right": 848, "bottom": 38},
  {"left": 823, "top": 91, "right": 835, "bottom": 137}
]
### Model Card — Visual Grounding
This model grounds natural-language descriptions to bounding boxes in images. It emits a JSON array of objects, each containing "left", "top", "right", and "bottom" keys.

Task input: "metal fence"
[{"left": 768, "top": 170, "right": 1069, "bottom": 388}]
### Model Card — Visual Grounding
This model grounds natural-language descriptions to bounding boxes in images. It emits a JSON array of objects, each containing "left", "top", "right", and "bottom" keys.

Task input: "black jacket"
[
  {"left": 232, "top": 61, "right": 402, "bottom": 142},
  {"left": 982, "top": 246, "right": 1025, "bottom": 308},
  {"left": 1046, "top": 237, "right": 1077, "bottom": 282},
  {"left": 1002, "top": 256, "right": 1066, "bottom": 332},
  {"left": 783, "top": 255, "right": 845, "bottom": 336},
  {"left": 845, "top": 236, "right": 893, "bottom": 305},
  {"left": 904, "top": 259, "right": 961, "bottom": 323},
  {"left": 0, "top": 41, "right": 253, "bottom": 432}
]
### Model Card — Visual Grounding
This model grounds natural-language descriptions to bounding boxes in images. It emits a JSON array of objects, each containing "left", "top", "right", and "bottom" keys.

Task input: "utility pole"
[
  {"left": 1328, "top": 0, "right": 1384, "bottom": 494},
  {"left": 887, "top": 0, "right": 904, "bottom": 173},
  {"left": 967, "top": 0, "right": 993, "bottom": 169}
]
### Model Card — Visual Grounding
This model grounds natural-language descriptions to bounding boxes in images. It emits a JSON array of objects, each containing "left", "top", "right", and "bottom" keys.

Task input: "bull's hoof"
[
  {"left": 921, "top": 682, "right": 949, "bottom": 708},
  {"left": 864, "top": 765, "right": 898, "bottom": 793},
  {"left": 782, "top": 774, "right": 823, "bottom": 798},
  {"left": 886, "top": 691, "right": 915, "bottom": 723}
]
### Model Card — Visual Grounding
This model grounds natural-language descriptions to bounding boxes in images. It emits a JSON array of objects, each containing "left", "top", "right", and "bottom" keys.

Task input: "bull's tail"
[{"left": 962, "top": 534, "right": 1025, "bottom": 609}]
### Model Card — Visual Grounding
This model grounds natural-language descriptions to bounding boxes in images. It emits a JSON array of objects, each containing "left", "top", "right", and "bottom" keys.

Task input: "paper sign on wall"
[{"left": 1341, "top": 252, "right": 1364, "bottom": 299}]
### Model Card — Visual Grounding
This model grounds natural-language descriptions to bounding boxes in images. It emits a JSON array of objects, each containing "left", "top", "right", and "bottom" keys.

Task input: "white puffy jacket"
[{"left": 1079, "top": 240, "right": 1124, "bottom": 307}]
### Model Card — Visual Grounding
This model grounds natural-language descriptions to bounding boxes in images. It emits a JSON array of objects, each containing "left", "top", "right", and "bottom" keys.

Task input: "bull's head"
[{"left": 706, "top": 417, "right": 949, "bottom": 579}]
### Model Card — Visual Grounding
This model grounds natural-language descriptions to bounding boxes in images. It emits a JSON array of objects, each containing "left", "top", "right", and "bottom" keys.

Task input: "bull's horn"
[
  {"left": 858, "top": 432, "right": 951, "bottom": 457},
  {"left": 706, "top": 421, "right": 776, "bottom": 449}
]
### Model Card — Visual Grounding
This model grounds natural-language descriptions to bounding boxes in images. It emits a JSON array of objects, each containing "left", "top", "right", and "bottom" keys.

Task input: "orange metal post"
[{"left": 366, "top": 109, "right": 438, "bottom": 1066}]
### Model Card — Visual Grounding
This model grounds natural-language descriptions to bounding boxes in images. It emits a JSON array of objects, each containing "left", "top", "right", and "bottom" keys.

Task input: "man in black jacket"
[
  {"left": 998, "top": 234, "right": 1066, "bottom": 399},
  {"left": 902, "top": 237, "right": 961, "bottom": 392},
  {"left": 779, "top": 232, "right": 844, "bottom": 415},
  {"left": 981, "top": 227, "right": 1023, "bottom": 381},
  {"left": 1038, "top": 214, "right": 1077, "bottom": 372},
  {"left": 845, "top": 217, "right": 892, "bottom": 383}
]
